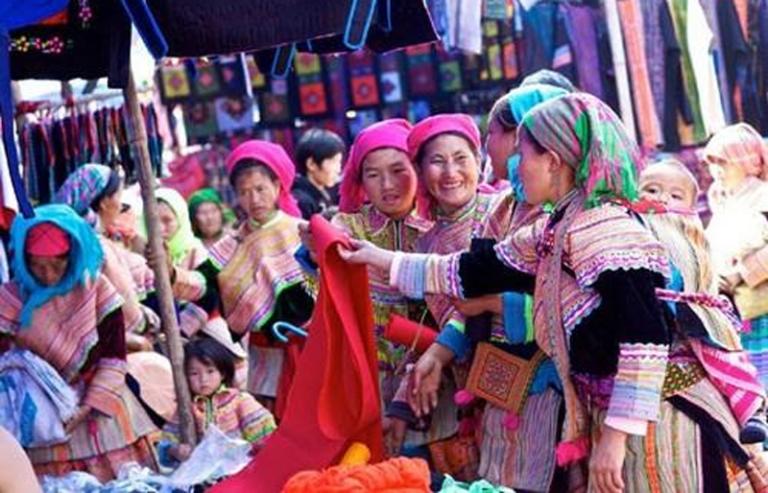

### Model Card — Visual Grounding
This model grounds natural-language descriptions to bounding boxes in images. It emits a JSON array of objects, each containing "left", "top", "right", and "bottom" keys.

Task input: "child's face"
[
  {"left": 187, "top": 358, "right": 224, "bottom": 398},
  {"left": 639, "top": 164, "right": 697, "bottom": 210}
]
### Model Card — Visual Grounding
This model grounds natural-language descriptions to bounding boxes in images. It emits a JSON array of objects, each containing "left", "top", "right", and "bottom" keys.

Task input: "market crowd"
[{"left": 2, "top": 69, "right": 768, "bottom": 493}]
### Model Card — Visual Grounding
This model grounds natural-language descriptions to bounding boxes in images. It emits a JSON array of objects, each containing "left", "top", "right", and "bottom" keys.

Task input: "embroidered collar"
[
  {"left": 364, "top": 204, "right": 433, "bottom": 235},
  {"left": 434, "top": 194, "right": 478, "bottom": 223}
]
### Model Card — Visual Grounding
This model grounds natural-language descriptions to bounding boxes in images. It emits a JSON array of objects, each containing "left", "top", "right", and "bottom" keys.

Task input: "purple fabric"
[
  {"left": 640, "top": 0, "right": 666, "bottom": 126},
  {"left": 700, "top": 0, "right": 733, "bottom": 123},
  {"left": 562, "top": 3, "right": 603, "bottom": 100}
]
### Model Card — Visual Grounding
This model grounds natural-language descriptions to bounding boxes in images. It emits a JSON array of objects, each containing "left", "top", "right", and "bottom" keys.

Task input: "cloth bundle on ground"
[
  {"left": 282, "top": 457, "right": 431, "bottom": 492},
  {"left": 209, "top": 215, "right": 383, "bottom": 493},
  {"left": 0, "top": 348, "right": 78, "bottom": 447}
]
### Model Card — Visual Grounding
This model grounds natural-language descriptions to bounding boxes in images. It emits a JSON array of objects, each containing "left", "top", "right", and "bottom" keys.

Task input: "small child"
[
  {"left": 638, "top": 159, "right": 768, "bottom": 444},
  {"left": 159, "top": 337, "right": 276, "bottom": 466}
]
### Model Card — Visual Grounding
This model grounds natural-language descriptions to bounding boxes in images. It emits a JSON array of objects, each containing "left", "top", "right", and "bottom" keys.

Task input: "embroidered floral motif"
[
  {"left": 10, "top": 36, "right": 72, "bottom": 54},
  {"left": 11, "top": 0, "right": 92, "bottom": 54}
]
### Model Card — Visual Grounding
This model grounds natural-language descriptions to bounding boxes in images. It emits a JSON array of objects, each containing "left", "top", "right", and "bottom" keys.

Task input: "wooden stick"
[
  {"left": 122, "top": 70, "right": 198, "bottom": 446},
  {"left": 603, "top": 0, "right": 637, "bottom": 141}
]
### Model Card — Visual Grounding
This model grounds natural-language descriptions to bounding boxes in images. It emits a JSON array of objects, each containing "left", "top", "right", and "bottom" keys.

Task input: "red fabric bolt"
[
  {"left": 339, "top": 119, "right": 412, "bottom": 214},
  {"left": 224, "top": 140, "right": 302, "bottom": 217},
  {"left": 383, "top": 314, "right": 437, "bottom": 353},
  {"left": 25, "top": 222, "right": 71, "bottom": 257},
  {"left": 210, "top": 216, "right": 383, "bottom": 493}
]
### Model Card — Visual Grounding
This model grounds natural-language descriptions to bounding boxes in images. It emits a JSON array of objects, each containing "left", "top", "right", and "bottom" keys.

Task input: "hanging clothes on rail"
[{"left": 19, "top": 102, "right": 163, "bottom": 204}]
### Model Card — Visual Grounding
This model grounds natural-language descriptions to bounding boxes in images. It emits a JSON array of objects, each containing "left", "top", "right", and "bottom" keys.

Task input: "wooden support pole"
[
  {"left": 122, "top": 70, "right": 198, "bottom": 446},
  {"left": 603, "top": 0, "right": 637, "bottom": 141}
]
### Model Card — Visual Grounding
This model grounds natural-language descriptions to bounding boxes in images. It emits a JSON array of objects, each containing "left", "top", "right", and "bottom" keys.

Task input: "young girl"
[
  {"left": 638, "top": 159, "right": 768, "bottom": 443},
  {"left": 159, "top": 337, "right": 276, "bottom": 465},
  {"left": 704, "top": 124, "right": 768, "bottom": 391}
]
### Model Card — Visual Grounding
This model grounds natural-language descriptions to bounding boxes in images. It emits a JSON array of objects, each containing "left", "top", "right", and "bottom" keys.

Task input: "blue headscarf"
[
  {"left": 10, "top": 204, "right": 104, "bottom": 327},
  {"left": 504, "top": 84, "right": 568, "bottom": 202}
]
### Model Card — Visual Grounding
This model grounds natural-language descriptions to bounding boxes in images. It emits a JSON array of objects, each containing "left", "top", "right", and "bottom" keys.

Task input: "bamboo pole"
[
  {"left": 602, "top": 0, "right": 637, "bottom": 141},
  {"left": 122, "top": 70, "right": 198, "bottom": 446}
]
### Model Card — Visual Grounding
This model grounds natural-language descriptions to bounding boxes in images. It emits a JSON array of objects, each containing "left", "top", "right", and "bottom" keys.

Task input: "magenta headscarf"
[
  {"left": 406, "top": 114, "right": 483, "bottom": 218},
  {"left": 225, "top": 140, "right": 302, "bottom": 217},
  {"left": 339, "top": 119, "right": 413, "bottom": 213}
]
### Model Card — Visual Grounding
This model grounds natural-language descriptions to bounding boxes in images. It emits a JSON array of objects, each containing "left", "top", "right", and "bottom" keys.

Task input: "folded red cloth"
[{"left": 210, "top": 215, "right": 383, "bottom": 493}]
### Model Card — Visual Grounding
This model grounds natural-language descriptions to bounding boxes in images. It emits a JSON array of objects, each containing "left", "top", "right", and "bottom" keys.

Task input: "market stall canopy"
[
  {"left": 1, "top": 0, "right": 70, "bottom": 219},
  {"left": 146, "top": 0, "right": 438, "bottom": 58}
]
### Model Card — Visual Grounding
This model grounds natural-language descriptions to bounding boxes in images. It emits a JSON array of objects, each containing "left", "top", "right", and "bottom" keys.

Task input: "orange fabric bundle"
[{"left": 282, "top": 457, "right": 431, "bottom": 493}]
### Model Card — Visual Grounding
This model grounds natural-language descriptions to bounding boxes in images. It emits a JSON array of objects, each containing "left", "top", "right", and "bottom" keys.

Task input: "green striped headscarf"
[{"left": 520, "top": 92, "right": 642, "bottom": 209}]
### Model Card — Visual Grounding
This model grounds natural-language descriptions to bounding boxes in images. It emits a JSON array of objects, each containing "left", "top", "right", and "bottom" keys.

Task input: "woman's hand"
[
  {"left": 171, "top": 443, "right": 193, "bottom": 462},
  {"left": 337, "top": 239, "right": 396, "bottom": 271},
  {"left": 718, "top": 272, "right": 742, "bottom": 294},
  {"left": 126, "top": 333, "right": 153, "bottom": 353},
  {"left": 145, "top": 241, "right": 174, "bottom": 279},
  {"left": 382, "top": 417, "right": 407, "bottom": 458},
  {"left": 64, "top": 405, "right": 92, "bottom": 435},
  {"left": 298, "top": 221, "right": 318, "bottom": 263},
  {"left": 453, "top": 294, "right": 503, "bottom": 317},
  {"left": 409, "top": 344, "right": 455, "bottom": 417},
  {"left": 589, "top": 425, "right": 627, "bottom": 493}
]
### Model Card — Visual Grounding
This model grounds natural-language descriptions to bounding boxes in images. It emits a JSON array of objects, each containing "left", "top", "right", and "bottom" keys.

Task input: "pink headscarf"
[
  {"left": 225, "top": 140, "right": 302, "bottom": 217},
  {"left": 406, "top": 114, "right": 482, "bottom": 163},
  {"left": 406, "top": 114, "right": 483, "bottom": 219},
  {"left": 339, "top": 119, "right": 413, "bottom": 213}
]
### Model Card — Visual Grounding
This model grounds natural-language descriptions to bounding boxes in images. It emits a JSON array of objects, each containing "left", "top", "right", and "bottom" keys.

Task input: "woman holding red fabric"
[
  {"left": 326, "top": 119, "right": 433, "bottom": 455},
  {"left": 0, "top": 205, "right": 157, "bottom": 481},
  {"left": 171, "top": 140, "right": 315, "bottom": 415},
  {"left": 340, "top": 94, "right": 768, "bottom": 492}
]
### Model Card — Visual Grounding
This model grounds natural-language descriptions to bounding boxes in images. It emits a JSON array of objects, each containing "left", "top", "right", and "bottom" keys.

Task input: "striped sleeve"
[{"left": 237, "top": 393, "right": 276, "bottom": 444}]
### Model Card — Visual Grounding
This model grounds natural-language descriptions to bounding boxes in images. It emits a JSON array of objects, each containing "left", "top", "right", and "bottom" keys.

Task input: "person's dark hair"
[
  {"left": 229, "top": 158, "right": 279, "bottom": 189},
  {"left": 518, "top": 126, "right": 548, "bottom": 155},
  {"left": 415, "top": 131, "right": 480, "bottom": 168},
  {"left": 294, "top": 128, "right": 346, "bottom": 176},
  {"left": 184, "top": 337, "right": 236, "bottom": 388},
  {"left": 91, "top": 169, "right": 122, "bottom": 212},
  {"left": 488, "top": 95, "right": 518, "bottom": 133}
]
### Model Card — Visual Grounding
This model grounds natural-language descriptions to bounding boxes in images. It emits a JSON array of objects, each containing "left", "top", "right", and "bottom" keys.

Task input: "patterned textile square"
[{"left": 466, "top": 342, "right": 544, "bottom": 413}]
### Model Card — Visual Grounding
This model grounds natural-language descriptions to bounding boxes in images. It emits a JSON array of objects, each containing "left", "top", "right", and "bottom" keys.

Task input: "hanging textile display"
[
  {"left": 405, "top": 45, "right": 438, "bottom": 99},
  {"left": 617, "top": 0, "right": 663, "bottom": 149},
  {"left": 348, "top": 50, "right": 382, "bottom": 109},
  {"left": 19, "top": 102, "right": 163, "bottom": 203},
  {"left": 437, "top": 47, "right": 463, "bottom": 94},
  {"left": 259, "top": 78, "right": 293, "bottom": 127},
  {"left": 378, "top": 52, "right": 406, "bottom": 105},
  {"left": 162, "top": 0, "right": 768, "bottom": 152},
  {"left": 294, "top": 53, "right": 331, "bottom": 118},
  {"left": 214, "top": 96, "right": 255, "bottom": 135}
]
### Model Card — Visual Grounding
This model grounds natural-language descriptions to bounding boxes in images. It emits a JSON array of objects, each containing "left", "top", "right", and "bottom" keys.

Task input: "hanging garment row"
[{"left": 19, "top": 103, "right": 163, "bottom": 204}]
